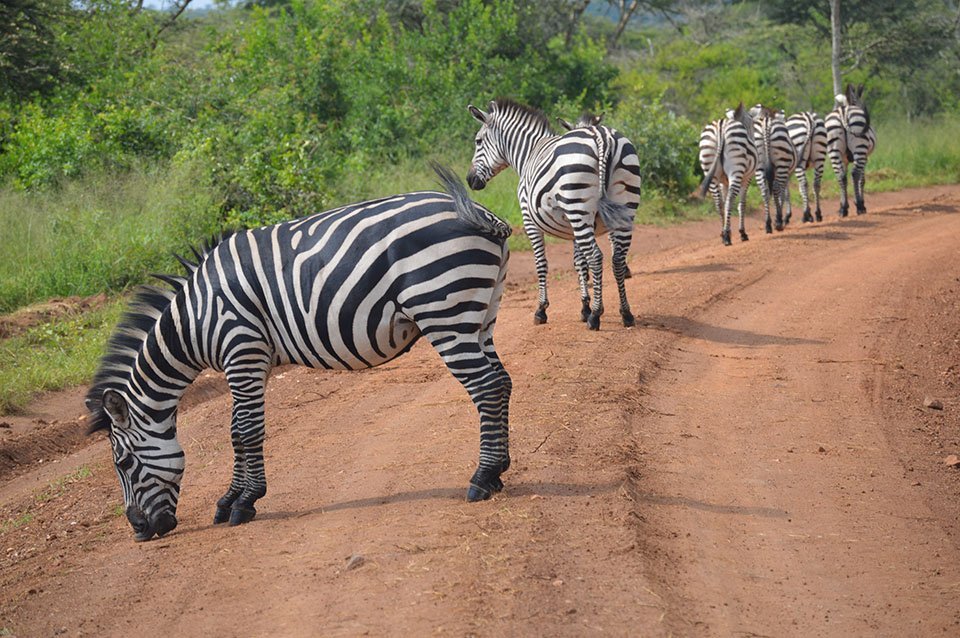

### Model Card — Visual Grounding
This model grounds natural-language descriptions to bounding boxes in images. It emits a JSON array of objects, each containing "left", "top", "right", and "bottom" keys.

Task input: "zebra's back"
[
  {"left": 787, "top": 112, "right": 826, "bottom": 171},
  {"left": 193, "top": 192, "right": 508, "bottom": 371}
]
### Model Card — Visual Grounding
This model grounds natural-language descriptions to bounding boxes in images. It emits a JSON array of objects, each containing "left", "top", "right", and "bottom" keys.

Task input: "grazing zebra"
[
  {"left": 785, "top": 111, "right": 827, "bottom": 223},
  {"left": 85, "top": 166, "right": 514, "bottom": 542},
  {"left": 699, "top": 103, "right": 758, "bottom": 246},
  {"left": 749, "top": 105, "right": 798, "bottom": 233},
  {"left": 467, "top": 99, "right": 641, "bottom": 330},
  {"left": 826, "top": 84, "right": 877, "bottom": 217}
]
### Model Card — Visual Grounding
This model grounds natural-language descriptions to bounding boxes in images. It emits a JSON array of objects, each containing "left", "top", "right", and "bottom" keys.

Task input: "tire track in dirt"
[{"left": 2, "top": 186, "right": 960, "bottom": 637}]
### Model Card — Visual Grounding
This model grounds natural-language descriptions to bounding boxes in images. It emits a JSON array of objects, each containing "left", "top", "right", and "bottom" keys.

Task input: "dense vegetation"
[{"left": 1, "top": 0, "right": 959, "bottom": 315}]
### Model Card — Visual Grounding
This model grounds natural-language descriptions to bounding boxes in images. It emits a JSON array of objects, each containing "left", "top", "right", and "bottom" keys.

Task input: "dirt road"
[{"left": 2, "top": 186, "right": 959, "bottom": 637}]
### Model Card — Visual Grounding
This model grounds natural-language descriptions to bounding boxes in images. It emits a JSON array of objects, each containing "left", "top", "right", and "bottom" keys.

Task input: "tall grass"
[
  {"left": 0, "top": 299, "right": 124, "bottom": 414},
  {"left": 867, "top": 116, "right": 960, "bottom": 189},
  {"left": 0, "top": 159, "right": 220, "bottom": 313}
]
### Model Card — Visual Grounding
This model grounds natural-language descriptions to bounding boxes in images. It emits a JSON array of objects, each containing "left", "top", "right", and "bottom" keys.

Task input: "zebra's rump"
[{"left": 202, "top": 192, "right": 508, "bottom": 371}]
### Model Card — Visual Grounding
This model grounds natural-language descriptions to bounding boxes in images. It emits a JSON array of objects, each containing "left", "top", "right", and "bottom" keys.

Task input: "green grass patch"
[
  {"left": 0, "top": 160, "right": 220, "bottom": 314},
  {"left": 0, "top": 299, "right": 124, "bottom": 414},
  {"left": 35, "top": 466, "right": 93, "bottom": 503},
  {"left": 0, "top": 513, "right": 34, "bottom": 535}
]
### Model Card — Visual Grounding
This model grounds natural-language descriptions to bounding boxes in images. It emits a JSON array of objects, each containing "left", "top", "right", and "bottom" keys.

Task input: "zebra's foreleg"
[
  {"left": 813, "top": 163, "right": 824, "bottom": 222},
  {"left": 217, "top": 361, "right": 271, "bottom": 526},
  {"left": 575, "top": 231, "right": 605, "bottom": 330},
  {"left": 524, "top": 219, "right": 550, "bottom": 325},
  {"left": 572, "top": 244, "right": 591, "bottom": 322},
  {"left": 797, "top": 167, "right": 812, "bottom": 222},
  {"left": 609, "top": 227, "right": 635, "bottom": 327}
]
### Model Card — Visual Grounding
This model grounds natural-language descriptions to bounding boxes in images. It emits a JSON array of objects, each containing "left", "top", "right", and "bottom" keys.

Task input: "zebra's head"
[
  {"left": 95, "top": 387, "right": 185, "bottom": 542},
  {"left": 558, "top": 112, "right": 604, "bottom": 131},
  {"left": 466, "top": 101, "right": 508, "bottom": 190}
]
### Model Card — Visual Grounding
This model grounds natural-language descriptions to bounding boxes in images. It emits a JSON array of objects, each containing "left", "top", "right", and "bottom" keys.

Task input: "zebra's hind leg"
[
  {"left": 737, "top": 178, "right": 750, "bottom": 242},
  {"left": 573, "top": 244, "right": 591, "bottom": 322},
  {"left": 609, "top": 227, "right": 635, "bottom": 327},
  {"left": 575, "top": 231, "right": 605, "bottom": 330},
  {"left": 813, "top": 163, "right": 824, "bottom": 221},
  {"left": 216, "top": 358, "right": 271, "bottom": 526},
  {"left": 853, "top": 156, "right": 867, "bottom": 214}
]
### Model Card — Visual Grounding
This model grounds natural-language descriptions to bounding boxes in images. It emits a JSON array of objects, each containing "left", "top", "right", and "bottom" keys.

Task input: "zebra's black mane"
[
  {"left": 492, "top": 98, "right": 554, "bottom": 133},
  {"left": 85, "top": 233, "right": 233, "bottom": 434}
]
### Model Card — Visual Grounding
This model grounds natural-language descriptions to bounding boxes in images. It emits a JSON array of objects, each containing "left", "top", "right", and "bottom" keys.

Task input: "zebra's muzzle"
[
  {"left": 127, "top": 505, "right": 178, "bottom": 542},
  {"left": 466, "top": 169, "right": 487, "bottom": 191}
]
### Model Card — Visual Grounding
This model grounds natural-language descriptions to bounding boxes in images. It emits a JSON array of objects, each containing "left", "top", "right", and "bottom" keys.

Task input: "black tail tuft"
[{"left": 431, "top": 162, "right": 512, "bottom": 240}]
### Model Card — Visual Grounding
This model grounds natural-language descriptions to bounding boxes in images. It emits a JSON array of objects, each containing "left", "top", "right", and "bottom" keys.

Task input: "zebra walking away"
[
  {"left": 699, "top": 103, "right": 758, "bottom": 246},
  {"left": 785, "top": 111, "right": 827, "bottom": 223},
  {"left": 558, "top": 111, "right": 635, "bottom": 284},
  {"left": 749, "top": 105, "right": 798, "bottom": 233},
  {"left": 826, "top": 83, "right": 877, "bottom": 217},
  {"left": 467, "top": 99, "right": 641, "bottom": 330},
  {"left": 85, "top": 165, "right": 514, "bottom": 542}
]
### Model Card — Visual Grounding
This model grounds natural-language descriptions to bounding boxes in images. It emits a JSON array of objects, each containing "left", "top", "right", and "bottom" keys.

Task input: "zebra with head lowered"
[
  {"left": 826, "top": 83, "right": 876, "bottom": 217},
  {"left": 749, "top": 104, "right": 798, "bottom": 233},
  {"left": 785, "top": 110, "right": 827, "bottom": 223},
  {"left": 699, "top": 103, "right": 759, "bottom": 246},
  {"left": 85, "top": 165, "right": 514, "bottom": 542},
  {"left": 467, "top": 99, "right": 641, "bottom": 330}
]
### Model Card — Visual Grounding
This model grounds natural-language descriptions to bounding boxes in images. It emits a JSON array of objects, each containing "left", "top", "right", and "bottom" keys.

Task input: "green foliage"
[
  {"left": 0, "top": 160, "right": 219, "bottom": 312},
  {"left": 0, "top": 0, "right": 72, "bottom": 102},
  {"left": 0, "top": 300, "right": 123, "bottom": 414},
  {"left": 607, "top": 96, "right": 700, "bottom": 196}
]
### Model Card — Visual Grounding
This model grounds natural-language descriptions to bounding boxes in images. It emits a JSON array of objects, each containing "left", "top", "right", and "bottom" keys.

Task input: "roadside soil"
[{"left": 1, "top": 185, "right": 959, "bottom": 637}]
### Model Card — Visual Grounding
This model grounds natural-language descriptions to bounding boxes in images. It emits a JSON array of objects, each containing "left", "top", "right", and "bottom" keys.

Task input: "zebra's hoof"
[
  {"left": 740, "top": 231, "right": 749, "bottom": 242},
  {"left": 533, "top": 309, "right": 548, "bottom": 325},
  {"left": 621, "top": 311, "right": 636, "bottom": 328},
  {"left": 839, "top": 207, "right": 848, "bottom": 218},
  {"left": 815, "top": 211, "right": 823, "bottom": 222},
  {"left": 765, "top": 222, "right": 773, "bottom": 234},
  {"left": 213, "top": 505, "right": 232, "bottom": 525},
  {"left": 228, "top": 505, "right": 257, "bottom": 526},
  {"left": 467, "top": 476, "right": 503, "bottom": 502},
  {"left": 856, "top": 207, "right": 867, "bottom": 215},
  {"left": 775, "top": 223, "right": 784, "bottom": 232},
  {"left": 580, "top": 302, "right": 591, "bottom": 322},
  {"left": 587, "top": 313, "right": 601, "bottom": 331},
  {"left": 721, "top": 230, "right": 732, "bottom": 246}
]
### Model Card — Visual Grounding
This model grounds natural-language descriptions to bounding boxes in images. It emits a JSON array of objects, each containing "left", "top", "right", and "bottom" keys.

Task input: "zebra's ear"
[
  {"left": 558, "top": 118, "right": 574, "bottom": 131},
  {"left": 593, "top": 113, "right": 604, "bottom": 125},
  {"left": 101, "top": 389, "right": 130, "bottom": 429},
  {"left": 468, "top": 104, "right": 488, "bottom": 124}
]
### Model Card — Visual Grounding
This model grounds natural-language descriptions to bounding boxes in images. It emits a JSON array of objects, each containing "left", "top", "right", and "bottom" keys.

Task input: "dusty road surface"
[{"left": 2, "top": 185, "right": 960, "bottom": 637}]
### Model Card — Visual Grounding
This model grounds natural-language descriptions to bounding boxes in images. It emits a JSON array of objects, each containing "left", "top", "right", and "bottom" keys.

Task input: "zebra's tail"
[
  {"left": 763, "top": 157, "right": 775, "bottom": 190},
  {"left": 431, "top": 162, "right": 512, "bottom": 241},
  {"left": 598, "top": 196, "right": 636, "bottom": 233}
]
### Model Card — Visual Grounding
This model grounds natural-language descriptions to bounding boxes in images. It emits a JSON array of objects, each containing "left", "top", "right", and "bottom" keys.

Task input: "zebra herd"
[
  {"left": 699, "top": 83, "right": 877, "bottom": 245},
  {"left": 87, "top": 88, "right": 874, "bottom": 543}
]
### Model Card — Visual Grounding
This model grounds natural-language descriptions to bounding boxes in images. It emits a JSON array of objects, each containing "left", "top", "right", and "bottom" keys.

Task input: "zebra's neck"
[
  {"left": 502, "top": 119, "right": 554, "bottom": 177},
  {"left": 127, "top": 300, "right": 204, "bottom": 419}
]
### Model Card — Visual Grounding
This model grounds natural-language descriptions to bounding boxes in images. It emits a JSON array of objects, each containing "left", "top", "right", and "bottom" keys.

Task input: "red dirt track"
[{"left": 2, "top": 186, "right": 960, "bottom": 637}]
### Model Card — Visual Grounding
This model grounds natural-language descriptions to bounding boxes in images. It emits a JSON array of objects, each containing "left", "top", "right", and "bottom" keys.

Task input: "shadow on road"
[
  {"left": 641, "top": 314, "right": 824, "bottom": 347},
  {"left": 632, "top": 491, "right": 790, "bottom": 519}
]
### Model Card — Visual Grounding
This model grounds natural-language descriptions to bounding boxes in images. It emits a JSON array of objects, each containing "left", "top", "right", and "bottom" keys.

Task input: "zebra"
[
  {"left": 749, "top": 104, "right": 798, "bottom": 233},
  {"left": 467, "top": 99, "right": 641, "bottom": 330},
  {"left": 557, "top": 111, "right": 635, "bottom": 283},
  {"left": 826, "top": 84, "right": 877, "bottom": 217},
  {"left": 699, "top": 103, "right": 758, "bottom": 246},
  {"left": 785, "top": 111, "right": 827, "bottom": 223},
  {"left": 84, "top": 165, "right": 514, "bottom": 542}
]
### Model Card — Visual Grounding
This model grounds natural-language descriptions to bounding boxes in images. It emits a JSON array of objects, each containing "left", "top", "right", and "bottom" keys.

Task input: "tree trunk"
[{"left": 830, "top": 0, "right": 842, "bottom": 96}]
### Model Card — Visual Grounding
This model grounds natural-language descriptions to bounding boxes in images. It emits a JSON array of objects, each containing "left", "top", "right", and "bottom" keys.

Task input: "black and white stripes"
[
  {"left": 86, "top": 166, "right": 514, "bottom": 541},
  {"left": 699, "top": 103, "right": 759, "bottom": 246},
  {"left": 467, "top": 99, "right": 641, "bottom": 330},
  {"left": 786, "top": 111, "right": 828, "bottom": 223},
  {"left": 826, "top": 84, "right": 877, "bottom": 217}
]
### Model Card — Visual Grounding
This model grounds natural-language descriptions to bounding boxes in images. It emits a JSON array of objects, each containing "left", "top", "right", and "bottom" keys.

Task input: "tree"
[
  {"left": 0, "top": 0, "right": 73, "bottom": 102},
  {"left": 830, "top": 0, "right": 841, "bottom": 95}
]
